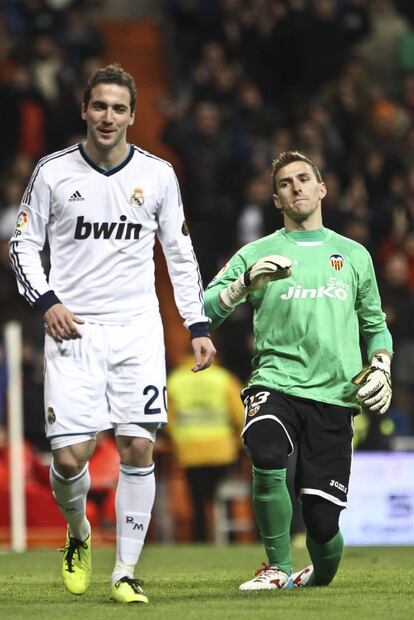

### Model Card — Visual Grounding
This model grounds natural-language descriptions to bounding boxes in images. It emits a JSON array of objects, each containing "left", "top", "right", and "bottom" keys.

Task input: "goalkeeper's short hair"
[{"left": 271, "top": 151, "right": 323, "bottom": 192}]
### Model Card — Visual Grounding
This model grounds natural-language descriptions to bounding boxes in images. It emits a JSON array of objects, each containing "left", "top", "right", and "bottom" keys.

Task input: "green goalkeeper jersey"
[{"left": 204, "top": 227, "right": 392, "bottom": 410}]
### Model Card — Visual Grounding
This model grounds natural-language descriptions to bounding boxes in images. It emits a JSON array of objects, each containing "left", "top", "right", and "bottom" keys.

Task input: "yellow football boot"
[
  {"left": 60, "top": 529, "right": 92, "bottom": 595},
  {"left": 111, "top": 577, "right": 149, "bottom": 604}
]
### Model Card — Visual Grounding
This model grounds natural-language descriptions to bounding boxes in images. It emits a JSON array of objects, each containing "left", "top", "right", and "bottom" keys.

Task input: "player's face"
[
  {"left": 81, "top": 83, "right": 135, "bottom": 153},
  {"left": 273, "top": 161, "right": 327, "bottom": 226}
]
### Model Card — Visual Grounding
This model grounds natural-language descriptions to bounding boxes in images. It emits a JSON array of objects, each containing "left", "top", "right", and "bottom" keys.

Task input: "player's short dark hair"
[
  {"left": 271, "top": 150, "right": 323, "bottom": 192},
  {"left": 82, "top": 63, "right": 137, "bottom": 111}
]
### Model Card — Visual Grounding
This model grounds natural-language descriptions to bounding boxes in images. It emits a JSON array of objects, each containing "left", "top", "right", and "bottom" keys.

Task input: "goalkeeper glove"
[
  {"left": 219, "top": 255, "right": 292, "bottom": 309},
  {"left": 352, "top": 353, "right": 392, "bottom": 415}
]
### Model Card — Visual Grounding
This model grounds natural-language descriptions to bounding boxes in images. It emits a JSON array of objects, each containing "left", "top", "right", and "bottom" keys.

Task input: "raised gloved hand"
[
  {"left": 219, "top": 255, "right": 292, "bottom": 309},
  {"left": 352, "top": 353, "right": 392, "bottom": 415}
]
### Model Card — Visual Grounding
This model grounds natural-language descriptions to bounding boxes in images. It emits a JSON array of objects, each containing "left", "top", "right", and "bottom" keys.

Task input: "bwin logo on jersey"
[
  {"left": 74, "top": 215, "right": 142, "bottom": 240},
  {"left": 281, "top": 284, "right": 348, "bottom": 301}
]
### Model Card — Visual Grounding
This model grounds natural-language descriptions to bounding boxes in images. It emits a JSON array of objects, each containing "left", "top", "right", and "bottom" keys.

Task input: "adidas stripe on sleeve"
[
  {"left": 156, "top": 162, "right": 205, "bottom": 328},
  {"left": 9, "top": 154, "right": 57, "bottom": 312}
]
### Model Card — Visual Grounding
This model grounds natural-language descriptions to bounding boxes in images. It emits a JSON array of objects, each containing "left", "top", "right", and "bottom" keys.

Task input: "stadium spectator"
[
  {"left": 59, "top": 2, "right": 104, "bottom": 73},
  {"left": 379, "top": 250, "right": 414, "bottom": 436},
  {"left": 203, "top": 150, "right": 393, "bottom": 591},
  {"left": 356, "top": 0, "right": 410, "bottom": 96},
  {"left": 3, "top": 62, "right": 48, "bottom": 161},
  {"left": 167, "top": 352, "right": 244, "bottom": 542},
  {"left": 8, "top": 63, "right": 215, "bottom": 605},
  {"left": 237, "top": 173, "right": 277, "bottom": 247},
  {"left": 162, "top": 98, "right": 237, "bottom": 283}
]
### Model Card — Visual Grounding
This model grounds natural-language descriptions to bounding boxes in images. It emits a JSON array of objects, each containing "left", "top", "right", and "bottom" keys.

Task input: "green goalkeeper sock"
[
  {"left": 306, "top": 529, "right": 344, "bottom": 585},
  {"left": 252, "top": 466, "right": 292, "bottom": 575}
]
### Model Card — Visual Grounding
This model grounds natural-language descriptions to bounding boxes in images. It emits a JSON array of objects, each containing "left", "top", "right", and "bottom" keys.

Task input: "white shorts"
[
  {"left": 44, "top": 314, "right": 167, "bottom": 442},
  {"left": 49, "top": 424, "right": 159, "bottom": 450}
]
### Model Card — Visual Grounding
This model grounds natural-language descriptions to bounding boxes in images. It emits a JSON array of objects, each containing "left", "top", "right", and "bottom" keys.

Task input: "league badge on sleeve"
[{"left": 11, "top": 209, "right": 29, "bottom": 239}]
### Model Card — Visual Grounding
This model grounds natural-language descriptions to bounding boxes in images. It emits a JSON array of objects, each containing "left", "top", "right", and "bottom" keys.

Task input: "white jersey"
[{"left": 9, "top": 143, "right": 206, "bottom": 327}]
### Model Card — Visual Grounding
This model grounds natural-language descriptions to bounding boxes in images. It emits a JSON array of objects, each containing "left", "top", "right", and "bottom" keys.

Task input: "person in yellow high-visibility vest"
[{"left": 167, "top": 354, "right": 245, "bottom": 541}]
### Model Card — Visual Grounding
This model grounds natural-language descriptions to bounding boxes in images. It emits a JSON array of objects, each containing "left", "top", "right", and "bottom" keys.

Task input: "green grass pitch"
[{"left": 1, "top": 544, "right": 413, "bottom": 619}]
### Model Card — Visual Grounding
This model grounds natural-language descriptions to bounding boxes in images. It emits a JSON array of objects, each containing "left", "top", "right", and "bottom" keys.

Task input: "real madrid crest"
[
  {"left": 329, "top": 253, "right": 344, "bottom": 271},
  {"left": 47, "top": 407, "right": 56, "bottom": 424},
  {"left": 130, "top": 186, "right": 145, "bottom": 207}
]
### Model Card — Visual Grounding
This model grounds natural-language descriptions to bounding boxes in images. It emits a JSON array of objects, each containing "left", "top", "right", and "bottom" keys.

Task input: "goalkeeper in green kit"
[{"left": 204, "top": 151, "right": 393, "bottom": 590}]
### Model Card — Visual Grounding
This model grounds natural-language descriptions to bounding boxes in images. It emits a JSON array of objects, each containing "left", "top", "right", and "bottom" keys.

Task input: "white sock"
[
  {"left": 112, "top": 463, "right": 155, "bottom": 583},
  {"left": 50, "top": 461, "right": 91, "bottom": 541}
]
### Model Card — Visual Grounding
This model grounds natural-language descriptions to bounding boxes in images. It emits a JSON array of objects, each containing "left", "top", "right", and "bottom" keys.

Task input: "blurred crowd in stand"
[{"left": 1, "top": 0, "right": 414, "bottom": 540}]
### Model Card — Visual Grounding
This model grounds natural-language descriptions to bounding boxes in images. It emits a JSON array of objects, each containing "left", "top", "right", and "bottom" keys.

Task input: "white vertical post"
[{"left": 4, "top": 321, "right": 26, "bottom": 552}]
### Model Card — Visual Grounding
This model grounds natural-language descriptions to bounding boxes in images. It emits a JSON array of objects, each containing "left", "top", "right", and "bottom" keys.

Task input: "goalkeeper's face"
[{"left": 273, "top": 161, "right": 327, "bottom": 227}]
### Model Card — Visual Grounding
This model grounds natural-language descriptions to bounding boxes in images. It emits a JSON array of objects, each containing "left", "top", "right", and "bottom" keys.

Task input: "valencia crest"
[{"left": 329, "top": 254, "right": 344, "bottom": 271}]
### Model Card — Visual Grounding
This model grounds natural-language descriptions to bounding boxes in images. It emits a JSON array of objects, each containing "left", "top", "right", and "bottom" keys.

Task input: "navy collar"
[{"left": 79, "top": 142, "right": 134, "bottom": 176}]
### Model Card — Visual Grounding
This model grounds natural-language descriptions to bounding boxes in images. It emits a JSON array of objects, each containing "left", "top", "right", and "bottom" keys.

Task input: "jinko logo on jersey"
[
  {"left": 130, "top": 186, "right": 145, "bottom": 206},
  {"left": 13, "top": 210, "right": 29, "bottom": 237},
  {"left": 329, "top": 253, "right": 345, "bottom": 271},
  {"left": 281, "top": 278, "right": 349, "bottom": 301}
]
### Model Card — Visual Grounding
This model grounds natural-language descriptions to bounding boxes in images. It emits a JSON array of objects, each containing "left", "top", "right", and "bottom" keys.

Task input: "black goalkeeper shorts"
[{"left": 242, "top": 386, "right": 354, "bottom": 507}]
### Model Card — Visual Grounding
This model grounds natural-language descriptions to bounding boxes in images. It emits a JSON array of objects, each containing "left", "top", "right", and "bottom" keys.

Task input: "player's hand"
[
  {"left": 245, "top": 255, "right": 292, "bottom": 290},
  {"left": 352, "top": 353, "right": 392, "bottom": 415},
  {"left": 43, "top": 304, "right": 84, "bottom": 342},
  {"left": 219, "top": 255, "right": 292, "bottom": 309},
  {"left": 191, "top": 336, "right": 216, "bottom": 373}
]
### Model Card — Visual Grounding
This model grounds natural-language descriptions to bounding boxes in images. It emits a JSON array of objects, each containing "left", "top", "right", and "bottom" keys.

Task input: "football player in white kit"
[{"left": 9, "top": 64, "right": 216, "bottom": 604}]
